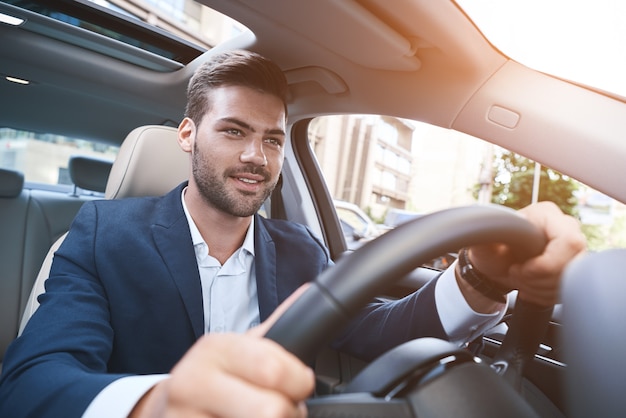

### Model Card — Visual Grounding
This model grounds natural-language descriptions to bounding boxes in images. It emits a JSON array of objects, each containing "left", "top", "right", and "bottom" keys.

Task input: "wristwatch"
[{"left": 457, "top": 247, "right": 512, "bottom": 303}]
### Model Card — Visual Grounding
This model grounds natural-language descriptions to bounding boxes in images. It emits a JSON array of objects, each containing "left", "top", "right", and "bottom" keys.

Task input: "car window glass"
[
  {"left": 335, "top": 206, "right": 368, "bottom": 236},
  {"left": 5, "top": 0, "right": 248, "bottom": 68},
  {"left": 0, "top": 127, "right": 118, "bottom": 192},
  {"left": 308, "top": 115, "right": 626, "bottom": 253}
]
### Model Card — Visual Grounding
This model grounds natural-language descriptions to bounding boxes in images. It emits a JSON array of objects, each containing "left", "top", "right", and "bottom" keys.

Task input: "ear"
[{"left": 178, "top": 117, "right": 195, "bottom": 153}]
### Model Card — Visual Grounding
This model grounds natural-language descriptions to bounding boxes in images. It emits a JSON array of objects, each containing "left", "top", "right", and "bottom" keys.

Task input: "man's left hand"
[{"left": 467, "top": 201, "right": 587, "bottom": 307}]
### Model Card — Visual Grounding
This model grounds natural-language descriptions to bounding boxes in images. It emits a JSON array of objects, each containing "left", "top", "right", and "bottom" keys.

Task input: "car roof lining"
[
  {"left": 2, "top": 0, "right": 626, "bottom": 203},
  {"left": 1, "top": 0, "right": 501, "bottom": 140}
]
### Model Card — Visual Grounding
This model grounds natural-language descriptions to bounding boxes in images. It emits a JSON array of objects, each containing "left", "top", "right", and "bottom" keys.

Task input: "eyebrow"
[{"left": 221, "top": 117, "right": 285, "bottom": 137}]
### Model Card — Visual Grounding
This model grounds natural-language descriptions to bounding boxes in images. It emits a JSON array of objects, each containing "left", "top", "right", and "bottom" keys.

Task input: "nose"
[{"left": 240, "top": 138, "right": 267, "bottom": 166}]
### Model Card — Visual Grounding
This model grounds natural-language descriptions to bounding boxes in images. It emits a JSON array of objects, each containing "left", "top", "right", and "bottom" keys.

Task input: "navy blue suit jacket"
[{"left": 0, "top": 183, "right": 446, "bottom": 417}]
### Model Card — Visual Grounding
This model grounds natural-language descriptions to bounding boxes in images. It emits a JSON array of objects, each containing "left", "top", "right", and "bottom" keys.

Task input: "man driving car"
[{"left": 0, "top": 50, "right": 586, "bottom": 418}]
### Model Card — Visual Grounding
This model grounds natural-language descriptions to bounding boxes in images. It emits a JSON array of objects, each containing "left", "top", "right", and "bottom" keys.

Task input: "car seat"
[{"left": 19, "top": 125, "right": 188, "bottom": 333}]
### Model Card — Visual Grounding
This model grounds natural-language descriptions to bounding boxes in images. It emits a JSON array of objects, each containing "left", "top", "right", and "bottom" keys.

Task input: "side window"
[
  {"left": 0, "top": 127, "right": 118, "bottom": 192},
  {"left": 308, "top": 115, "right": 626, "bottom": 255}
]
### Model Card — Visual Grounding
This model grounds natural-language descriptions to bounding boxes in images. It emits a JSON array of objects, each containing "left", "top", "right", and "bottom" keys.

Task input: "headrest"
[
  {"left": 0, "top": 168, "right": 24, "bottom": 198},
  {"left": 105, "top": 125, "right": 189, "bottom": 199},
  {"left": 69, "top": 156, "right": 113, "bottom": 193}
]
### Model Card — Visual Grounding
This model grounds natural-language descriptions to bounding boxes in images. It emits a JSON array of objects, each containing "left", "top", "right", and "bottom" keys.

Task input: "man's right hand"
[{"left": 130, "top": 285, "right": 314, "bottom": 418}]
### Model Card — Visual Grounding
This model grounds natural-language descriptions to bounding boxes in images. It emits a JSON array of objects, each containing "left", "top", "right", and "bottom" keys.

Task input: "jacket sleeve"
[{"left": 332, "top": 275, "right": 447, "bottom": 362}]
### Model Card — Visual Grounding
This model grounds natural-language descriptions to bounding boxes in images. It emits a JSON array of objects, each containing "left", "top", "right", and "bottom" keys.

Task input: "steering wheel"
[{"left": 265, "top": 204, "right": 553, "bottom": 418}]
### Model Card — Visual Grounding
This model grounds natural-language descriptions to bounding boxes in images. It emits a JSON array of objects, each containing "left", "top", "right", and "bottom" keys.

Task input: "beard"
[{"left": 191, "top": 143, "right": 278, "bottom": 217}]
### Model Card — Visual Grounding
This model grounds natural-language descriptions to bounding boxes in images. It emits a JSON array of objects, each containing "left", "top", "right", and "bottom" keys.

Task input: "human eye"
[
  {"left": 224, "top": 127, "right": 243, "bottom": 137},
  {"left": 264, "top": 137, "right": 283, "bottom": 148}
]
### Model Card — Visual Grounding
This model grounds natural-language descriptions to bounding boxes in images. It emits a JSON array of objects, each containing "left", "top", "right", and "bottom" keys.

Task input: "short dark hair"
[{"left": 184, "top": 50, "right": 289, "bottom": 124}]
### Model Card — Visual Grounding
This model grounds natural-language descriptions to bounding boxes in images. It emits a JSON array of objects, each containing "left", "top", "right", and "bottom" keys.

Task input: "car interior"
[{"left": 1, "top": 0, "right": 626, "bottom": 416}]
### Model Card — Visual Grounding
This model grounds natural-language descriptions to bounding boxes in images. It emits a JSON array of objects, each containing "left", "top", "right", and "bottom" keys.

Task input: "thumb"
[{"left": 248, "top": 283, "right": 311, "bottom": 338}]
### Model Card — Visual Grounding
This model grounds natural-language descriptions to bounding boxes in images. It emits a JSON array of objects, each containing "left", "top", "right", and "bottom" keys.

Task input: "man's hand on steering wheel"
[{"left": 463, "top": 201, "right": 587, "bottom": 308}]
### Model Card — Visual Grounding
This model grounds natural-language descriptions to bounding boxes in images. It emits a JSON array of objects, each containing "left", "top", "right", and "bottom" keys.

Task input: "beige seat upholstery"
[
  {"left": 18, "top": 232, "right": 67, "bottom": 334},
  {"left": 19, "top": 125, "right": 187, "bottom": 334},
  {"left": 105, "top": 125, "right": 189, "bottom": 200}
]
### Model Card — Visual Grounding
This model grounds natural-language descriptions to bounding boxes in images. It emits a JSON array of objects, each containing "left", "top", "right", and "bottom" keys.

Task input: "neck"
[{"left": 184, "top": 188, "right": 252, "bottom": 264}]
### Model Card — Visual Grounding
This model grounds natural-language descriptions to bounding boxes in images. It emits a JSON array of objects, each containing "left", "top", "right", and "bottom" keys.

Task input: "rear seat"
[{"left": 0, "top": 157, "right": 113, "bottom": 367}]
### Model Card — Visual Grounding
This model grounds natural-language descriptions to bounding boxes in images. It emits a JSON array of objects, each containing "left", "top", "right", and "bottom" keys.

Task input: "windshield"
[{"left": 456, "top": 0, "right": 626, "bottom": 98}]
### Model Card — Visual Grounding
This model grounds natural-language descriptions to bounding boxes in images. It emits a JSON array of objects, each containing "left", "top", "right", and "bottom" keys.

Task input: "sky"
[{"left": 456, "top": 0, "right": 626, "bottom": 98}]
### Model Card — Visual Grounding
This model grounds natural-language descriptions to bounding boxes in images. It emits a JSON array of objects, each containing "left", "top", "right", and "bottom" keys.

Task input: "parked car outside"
[
  {"left": 333, "top": 200, "right": 381, "bottom": 250},
  {"left": 383, "top": 207, "right": 423, "bottom": 229}
]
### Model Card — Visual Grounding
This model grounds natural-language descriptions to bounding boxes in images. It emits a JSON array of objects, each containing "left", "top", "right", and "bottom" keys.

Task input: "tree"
[{"left": 486, "top": 150, "right": 579, "bottom": 217}]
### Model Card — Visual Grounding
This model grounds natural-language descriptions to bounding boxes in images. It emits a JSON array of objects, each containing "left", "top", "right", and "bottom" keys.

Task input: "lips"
[
  {"left": 231, "top": 175, "right": 263, "bottom": 194},
  {"left": 227, "top": 167, "right": 270, "bottom": 193},
  {"left": 227, "top": 166, "right": 270, "bottom": 184},
  {"left": 236, "top": 175, "right": 264, "bottom": 184},
  {"left": 238, "top": 177, "right": 259, "bottom": 184}
]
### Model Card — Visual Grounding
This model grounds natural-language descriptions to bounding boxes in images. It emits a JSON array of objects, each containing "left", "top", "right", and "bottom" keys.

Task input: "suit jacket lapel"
[
  {"left": 149, "top": 191, "right": 281, "bottom": 333},
  {"left": 151, "top": 183, "right": 205, "bottom": 339},
  {"left": 254, "top": 214, "right": 279, "bottom": 321}
]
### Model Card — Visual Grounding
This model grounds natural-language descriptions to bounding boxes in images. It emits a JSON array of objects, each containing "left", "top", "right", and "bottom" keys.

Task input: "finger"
[
  {"left": 199, "top": 334, "right": 314, "bottom": 402},
  {"left": 166, "top": 369, "right": 307, "bottom": 418},
  {"left": 249, "top": 283, "right": 311, "bottom": 338},
  {"left": 192, "top": 369, "right": 307, "bottom": 418},
  {"left": 508, "top": 203, "right": 586, "bottom": 305},
  {"left": 513, "top": 209, "right": 586, "bottom": 276},
  {"left": 219, "top": 336, "right": 315, "bottom": 401},
  {"left": 167, "top": 335, "right": 313, "bottom": 417}
]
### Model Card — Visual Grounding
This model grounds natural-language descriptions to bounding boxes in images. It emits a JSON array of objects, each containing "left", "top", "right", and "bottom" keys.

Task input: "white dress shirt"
[{"left": 190, "top": 211, "right": 260, "bottom": 334}]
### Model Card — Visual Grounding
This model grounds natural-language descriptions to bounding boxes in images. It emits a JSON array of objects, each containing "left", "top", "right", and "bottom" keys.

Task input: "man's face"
[{"left": 189, "top": 85, "right": 286, "bottom": 217}]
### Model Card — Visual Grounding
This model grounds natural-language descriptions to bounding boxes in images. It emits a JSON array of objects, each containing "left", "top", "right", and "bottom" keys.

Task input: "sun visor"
[{"left": 240, "top": 0, "right": 421, "bottom": 71}]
